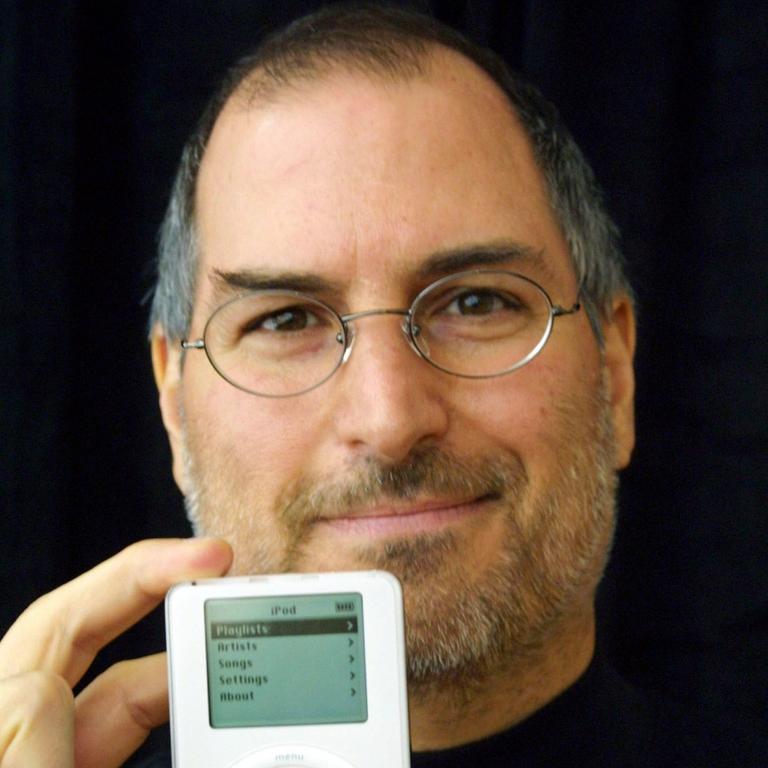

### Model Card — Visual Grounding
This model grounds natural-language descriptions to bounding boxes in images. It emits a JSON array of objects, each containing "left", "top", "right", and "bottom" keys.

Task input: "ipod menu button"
[{"left": 228, "top": 744, "right": 357, "bottom": 768}]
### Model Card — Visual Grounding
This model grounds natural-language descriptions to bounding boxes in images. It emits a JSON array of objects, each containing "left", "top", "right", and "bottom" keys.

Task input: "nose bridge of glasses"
[
  {"left": 341, "top": 307, "right": 412, "bottom": 323},
  {"left": 338, "top": 307, "right": 417, "bottom": 362}
]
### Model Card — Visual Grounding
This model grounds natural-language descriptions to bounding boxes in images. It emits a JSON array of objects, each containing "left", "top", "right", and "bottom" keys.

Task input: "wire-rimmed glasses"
[{"left": 181, "top": 269, "right": 581, "bottom": 397}]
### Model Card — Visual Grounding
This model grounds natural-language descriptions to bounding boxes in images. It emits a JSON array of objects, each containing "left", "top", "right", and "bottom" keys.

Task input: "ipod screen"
[{"left": 204, "top": 592, "right": 368, "bottom": 727}]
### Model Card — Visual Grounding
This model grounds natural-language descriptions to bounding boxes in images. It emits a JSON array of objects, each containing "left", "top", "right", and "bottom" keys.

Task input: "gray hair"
[{"left": 149, "top": 4, "right": 633, "bottom": 342}]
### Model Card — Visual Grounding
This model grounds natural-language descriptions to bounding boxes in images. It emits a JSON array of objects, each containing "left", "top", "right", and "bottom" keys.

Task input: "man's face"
[{"left": 155, "top": 50, "right": 635, "bottom": 681}]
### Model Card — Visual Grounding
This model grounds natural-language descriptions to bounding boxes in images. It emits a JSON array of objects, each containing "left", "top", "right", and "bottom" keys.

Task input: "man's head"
[{"left": 150, "top": 4, "right": 636, "bottom": 686}]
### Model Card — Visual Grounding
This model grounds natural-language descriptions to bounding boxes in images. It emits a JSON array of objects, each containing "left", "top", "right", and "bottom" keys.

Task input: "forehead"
[{"left": 194, "top": 49, "right": 573, "bottom": 308}]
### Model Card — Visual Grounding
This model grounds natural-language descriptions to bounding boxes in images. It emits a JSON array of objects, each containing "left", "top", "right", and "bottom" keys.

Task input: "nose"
[{"left": 330, "top": 313, "right": 450, "bottom": 464}]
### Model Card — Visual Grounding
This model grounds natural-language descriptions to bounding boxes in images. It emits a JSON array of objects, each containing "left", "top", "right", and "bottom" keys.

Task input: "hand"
[{"left": 0, "top": 538, "right": 232, "bottom": 768}]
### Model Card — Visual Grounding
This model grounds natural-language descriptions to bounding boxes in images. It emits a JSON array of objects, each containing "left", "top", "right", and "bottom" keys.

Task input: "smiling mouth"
[{"left": 316, "top": 493, "right": 499, "bottom": 537}]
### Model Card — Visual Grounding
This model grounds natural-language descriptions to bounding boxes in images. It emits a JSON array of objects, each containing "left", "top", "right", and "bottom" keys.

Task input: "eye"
[
  {"left": 441, "top": 289, "right": 521, "bottom": 316},
  {"left": 246, "top": 305, "right": 321, "bottom": 333}
]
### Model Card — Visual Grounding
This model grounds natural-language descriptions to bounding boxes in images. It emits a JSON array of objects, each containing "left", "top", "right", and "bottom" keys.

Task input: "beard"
[{"left": 180, "top": 372, "right": 618, "bottom": 686}]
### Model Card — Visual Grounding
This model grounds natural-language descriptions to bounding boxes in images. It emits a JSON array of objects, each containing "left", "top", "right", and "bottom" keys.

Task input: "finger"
[
  {"left": 0, "top": 670, "right": 74, "bottom": 767},
  {"left": 74, "top": 653, "right": 168, "bottom": 768},
  {"left": 0, "top": 537, "right": 232, "bottom": 686}
]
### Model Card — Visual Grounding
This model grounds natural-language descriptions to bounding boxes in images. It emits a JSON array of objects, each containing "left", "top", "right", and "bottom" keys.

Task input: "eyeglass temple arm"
[{"left": 552, "top": 302, "right": 581, "bottom": 317}]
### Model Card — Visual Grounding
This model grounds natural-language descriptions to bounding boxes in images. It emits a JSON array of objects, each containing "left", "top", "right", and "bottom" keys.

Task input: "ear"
[
  {"left": 601, "top": 295, "right": 636, "bottom": 469},
  {"left": 151, "top": 325, "right": 188, "bottom": 493}
]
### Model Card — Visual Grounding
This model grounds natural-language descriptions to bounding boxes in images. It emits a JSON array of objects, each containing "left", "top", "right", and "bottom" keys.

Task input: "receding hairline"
[
  {"left": 197, "top": 41, "right": 529, "bottom": 220},
  {"left": 221, "top": 41, "right": 516, "bottom": 122}
]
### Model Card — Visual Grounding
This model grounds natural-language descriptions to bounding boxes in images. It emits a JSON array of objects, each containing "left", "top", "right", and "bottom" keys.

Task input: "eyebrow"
[
  {"left": 209, "top": 240, "right": 552, "bottom": 300},
  {"left": 415, "top": 241, "right": 550, "bottom": 280},
  {"left": 210, "top": 268, "right": 345, "bottom": 298}
]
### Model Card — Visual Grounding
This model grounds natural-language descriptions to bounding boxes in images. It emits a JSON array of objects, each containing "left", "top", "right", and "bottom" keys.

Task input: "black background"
[{"left": 1, "top": 0, "right": 766, "bottom": 762}]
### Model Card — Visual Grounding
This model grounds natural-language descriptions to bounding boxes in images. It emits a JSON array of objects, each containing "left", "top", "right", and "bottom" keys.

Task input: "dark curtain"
[{"left": 1, "top": 0, "right": 766, "bottom": 762}]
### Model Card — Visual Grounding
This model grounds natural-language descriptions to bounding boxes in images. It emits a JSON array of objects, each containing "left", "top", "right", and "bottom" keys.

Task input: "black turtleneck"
[{"left": 133, "top": 653, "right": 765, "bottom": 767}]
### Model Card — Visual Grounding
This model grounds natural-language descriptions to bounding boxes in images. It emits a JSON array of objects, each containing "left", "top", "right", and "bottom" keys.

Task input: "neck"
[{"left": 407, "top": 608, "right": 596, "bottom": 751}]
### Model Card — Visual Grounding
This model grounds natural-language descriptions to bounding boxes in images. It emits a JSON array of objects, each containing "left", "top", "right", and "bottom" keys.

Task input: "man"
[{"left": 2, "top": 5, "right": 721, "bottom": 766}]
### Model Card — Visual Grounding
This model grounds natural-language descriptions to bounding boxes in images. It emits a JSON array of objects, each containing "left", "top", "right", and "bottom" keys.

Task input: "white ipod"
[{"left": 165, "top": 571, "right": 410, "bottom": 768}]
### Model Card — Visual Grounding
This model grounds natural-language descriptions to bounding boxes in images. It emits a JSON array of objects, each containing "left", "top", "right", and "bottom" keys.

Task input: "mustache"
[{"left": 278, "top": 447, "right": 528, "bottom": 528}]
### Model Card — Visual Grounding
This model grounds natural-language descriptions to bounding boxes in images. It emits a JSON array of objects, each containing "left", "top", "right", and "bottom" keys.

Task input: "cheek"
[
  {"left": 188, "top": 379, "right": 328, "bottom": 487},
  {"left": 452, "top": 356, "right": 600, "bottom": 479},
  {"left": 455, "top": 383, "right": 553, "bottom": 463}
]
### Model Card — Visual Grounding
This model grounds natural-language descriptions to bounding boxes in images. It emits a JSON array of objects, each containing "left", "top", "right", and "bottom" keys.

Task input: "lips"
[{"left": 316, "top": 493, "right": 497, "bottom": 537}]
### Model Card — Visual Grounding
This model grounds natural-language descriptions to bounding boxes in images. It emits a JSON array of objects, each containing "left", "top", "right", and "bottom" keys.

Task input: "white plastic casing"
[{"left": 166, "top": 571, "right": 410, "bottom": 768}]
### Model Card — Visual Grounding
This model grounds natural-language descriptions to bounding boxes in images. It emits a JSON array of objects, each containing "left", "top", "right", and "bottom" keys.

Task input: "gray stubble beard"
[{"left": 180, "top": 375, "right": 618, "bottom": 687}]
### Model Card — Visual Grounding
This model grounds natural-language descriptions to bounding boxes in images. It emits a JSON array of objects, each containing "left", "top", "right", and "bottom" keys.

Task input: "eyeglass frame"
[{"left": 181, "top": 268, "right": 581, "bottom": 398}]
